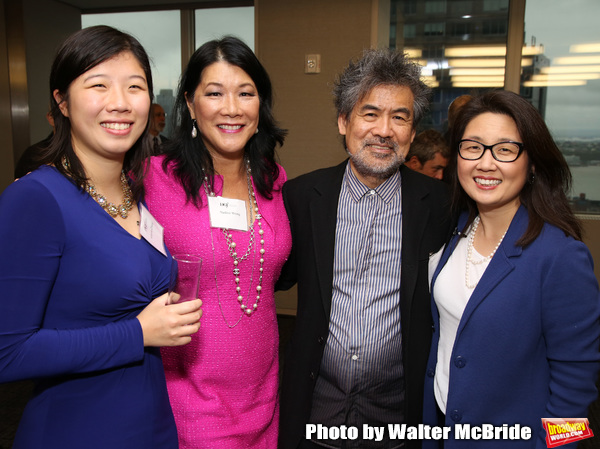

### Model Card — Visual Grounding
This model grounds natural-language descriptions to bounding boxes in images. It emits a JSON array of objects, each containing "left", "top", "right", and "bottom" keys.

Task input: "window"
[
  {"left": 403, "top": 0, "right": 418, "bottom": 15},
  {"left": 483, "top": 0, "right": 509, "bottom": 11},
  {"left": 482, "top": 19, "right": 507, "bottom": 36},
  {"left": 449, "top": 22, "right": 472, "bottom": 37},
  {"left": 424, "top": 23, "right": 445, "bottom": 36},
  {"left": 195, "top": 7, "right": 254, "bottom": 50},
  {"left": 522, "top": 0, "right": 600, "bottom": 213},
  {"left": 425, "top": 1, "right": 447, "bottom": 14},
  {"left": 389, "top": 0, "right": 510, "bottom": 130},
  {"left": 403, "top": 24, "right": 417, "bottom": 39}
]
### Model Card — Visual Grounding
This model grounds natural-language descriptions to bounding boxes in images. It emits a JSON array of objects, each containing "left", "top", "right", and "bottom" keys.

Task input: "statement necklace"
[
  {"left": 84, "top": 173, "right": 133, "bottom": 219},
  {"left": 203, "top": 162, "right": 265, "bottom": 328},
  {"left": 62, "top": 157, "right": 133, "bottom": 219},
  {"left": 465, "top": 216, "right": 507, "bottom": 289}
]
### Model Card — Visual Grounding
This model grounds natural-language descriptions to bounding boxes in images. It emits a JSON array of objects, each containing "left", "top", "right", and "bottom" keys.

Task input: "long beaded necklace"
[
  {"left": 62, "top": 157, "right": 133, "bottom": 219},
  {"left": 465, "top": 216, "right": 507, "bottom": 289},
  {"left": 203, "top": 162, "right": 265, "bottom": 328}
]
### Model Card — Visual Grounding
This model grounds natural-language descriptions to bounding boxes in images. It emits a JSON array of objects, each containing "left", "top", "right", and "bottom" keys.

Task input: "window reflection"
[
  {"left": 389, "top": 0, "right": 511, "bottom": 131},
  {"left": 195, "top": 7, "right": 254, "bottom": 50},
  {"left": 523, "top": 0, "right": 600, "bottom": 213},
  {"left": 390, "top": 0, "right": 599, "bottom": 214}
]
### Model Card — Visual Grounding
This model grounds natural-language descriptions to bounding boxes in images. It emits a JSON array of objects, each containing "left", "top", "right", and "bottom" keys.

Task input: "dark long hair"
[
  {"left": 162, "top": 35, "right": 286, "bottom": 206},
  {"left": 448, "top": 89, "right": 581, "bottom": 245},
  {"left": 39, "top": 25, "right": 154, "bottom": 200}
]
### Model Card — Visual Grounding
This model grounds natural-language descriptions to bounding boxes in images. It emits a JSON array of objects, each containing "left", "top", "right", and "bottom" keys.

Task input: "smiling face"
[
  {"left": 55, "top": 51, "right": 150, "bottom": 163},
  {"left": 457, "top": 112, "right": 530, "bottom": 216},
  {"left": 186, "top": 61, "right": 259, "bottom": 163},
  {"left": 338, "top": 84, "right": 416, "bottom": 188}
]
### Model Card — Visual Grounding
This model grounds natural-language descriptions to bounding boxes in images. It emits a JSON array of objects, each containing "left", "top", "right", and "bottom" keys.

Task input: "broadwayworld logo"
[{"left": 542, "top": 418, "right": 594, "bottom": 448}]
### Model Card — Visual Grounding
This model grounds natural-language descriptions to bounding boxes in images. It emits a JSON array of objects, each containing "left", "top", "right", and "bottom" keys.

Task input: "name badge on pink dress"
[{"left": 207, "top": 196, "right": 248, "bottom": 231}]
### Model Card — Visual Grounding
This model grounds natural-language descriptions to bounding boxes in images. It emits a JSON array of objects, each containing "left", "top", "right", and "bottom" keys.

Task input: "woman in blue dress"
[{"left": 0, "top": 26, "right": 202, "bottom": 449}]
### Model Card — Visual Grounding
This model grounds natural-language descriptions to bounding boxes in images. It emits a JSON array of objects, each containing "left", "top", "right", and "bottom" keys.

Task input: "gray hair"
[{"left": 333, "top": 48, "right": 431, "bottom": 127}]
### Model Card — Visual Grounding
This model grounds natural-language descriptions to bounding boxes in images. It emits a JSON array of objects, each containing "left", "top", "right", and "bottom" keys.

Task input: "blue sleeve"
[
  {"left": 0, "top": 179, "right": 144, "bottom": 382},
  {"left": 537, "top": 238, "right": 600, "bottom": 448}
]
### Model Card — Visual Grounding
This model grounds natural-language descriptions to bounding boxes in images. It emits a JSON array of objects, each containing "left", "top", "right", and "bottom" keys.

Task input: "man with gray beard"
[{"left": 277, "top": 48, "right": 452, "bottom": 449}]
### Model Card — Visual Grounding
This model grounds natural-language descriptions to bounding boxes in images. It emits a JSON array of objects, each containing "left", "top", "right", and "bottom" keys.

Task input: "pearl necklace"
[
  {"left": 203, "top": 162, "right": 265, "bottom": 328},
  {"left": 465, "top": 216, "right": 507, "bottom": 289}
]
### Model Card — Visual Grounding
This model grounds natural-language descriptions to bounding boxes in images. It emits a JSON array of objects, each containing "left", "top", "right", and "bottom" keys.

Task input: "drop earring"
[{"left": 191, "top": 119, "right": 198, "bottom": 138}]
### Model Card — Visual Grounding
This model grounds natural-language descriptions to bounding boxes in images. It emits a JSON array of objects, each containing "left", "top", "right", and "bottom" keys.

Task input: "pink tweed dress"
[{"left": 144, "top": 156, "right": 291, "bottom": 448}]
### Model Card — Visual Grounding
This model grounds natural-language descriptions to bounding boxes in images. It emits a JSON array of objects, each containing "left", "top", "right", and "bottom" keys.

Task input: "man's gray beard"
[{"left": 347, "top": 143, "right": 405, "bottom": 181}]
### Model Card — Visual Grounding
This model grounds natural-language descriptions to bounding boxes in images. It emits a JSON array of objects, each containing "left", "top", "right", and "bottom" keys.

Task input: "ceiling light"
[
  {"left": 553, "top": 56, "right": 600, "bottom": 65},
  {"left": 448, "top": 58, "right": 532, "bottom": 68},
  {"left": 449, "top": 68, "right": 506, "bottom": 76},
  {"left": 404, "top": 48, "right": 423, "bottom": 58},
  {"left": 446, "top": 46, "right": 506, "bottom": 57},
  {"left": 531, "top": 73, "right": 600, "bottom": 81},
  {"left": 451, "top": 76, "right": 505, "bottom": 83},
  {"left": 452, "top": 81, "right": 504, "bottom": 88},
  {"left": 541, "top": 65, "right": 600, "bottom": 74},
  {"left": 523, "top": 80, "right": 587, "bottom": 87},
  {"left": 445, "top": 46, "right": 543, "bottom": 58},
  {"left": 570, "top": 43, "right": 600, "bottom": 53}
]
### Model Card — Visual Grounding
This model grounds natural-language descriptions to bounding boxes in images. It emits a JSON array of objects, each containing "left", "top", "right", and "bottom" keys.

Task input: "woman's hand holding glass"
[{"left": 137, "top": 292, "right": 202, "bottom": 347}]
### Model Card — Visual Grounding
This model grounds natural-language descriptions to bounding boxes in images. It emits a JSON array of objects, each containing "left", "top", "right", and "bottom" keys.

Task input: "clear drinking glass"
[{"left": 169, "top": 254, "right": 202, "bottom": 303}]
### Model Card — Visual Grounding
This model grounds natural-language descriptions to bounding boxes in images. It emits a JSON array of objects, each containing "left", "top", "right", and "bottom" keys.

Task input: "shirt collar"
[{"left": 343, "top": 161, "right": 401, "bottom": 204}]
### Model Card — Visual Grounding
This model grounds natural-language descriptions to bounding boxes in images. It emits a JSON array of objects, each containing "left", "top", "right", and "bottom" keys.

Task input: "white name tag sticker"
[
  {"left": 139, "top": 203, "right": 167, "bottom": 256},
  {"left": 207, "top": 196, "right": 248, "bottom": 231}
]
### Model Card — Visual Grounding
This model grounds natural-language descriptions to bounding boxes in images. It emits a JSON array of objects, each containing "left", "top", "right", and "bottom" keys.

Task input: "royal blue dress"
[{"left": 0, "top": 165, "right": 178, "bottom": 449}]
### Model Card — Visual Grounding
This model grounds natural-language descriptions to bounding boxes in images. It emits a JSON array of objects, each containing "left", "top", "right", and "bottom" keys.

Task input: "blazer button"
[
  {"left": 317, "top": 336, "right": 324, "bottom": 345},
  {"left": 426, "top": 369, "right": 435, "bottom": 378},
  {"left": 454, "top": 356, "right": 466, "bottom": 368},
  {"left": 309, "top": 371, "right": 316, "bottom": 380},
  {"left": 450, "top": 410, "right": 462, "bottom": 422}
]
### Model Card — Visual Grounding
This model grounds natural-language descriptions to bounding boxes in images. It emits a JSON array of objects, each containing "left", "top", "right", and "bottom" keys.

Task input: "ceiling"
[{"left": 58, "top": 0, "right": 250, "bottom": 13}]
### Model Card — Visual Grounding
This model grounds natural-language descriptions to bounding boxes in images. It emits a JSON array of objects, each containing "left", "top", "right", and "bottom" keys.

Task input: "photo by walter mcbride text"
[{"left": 306, "top": 423, "right": 532, "bottom": 443}]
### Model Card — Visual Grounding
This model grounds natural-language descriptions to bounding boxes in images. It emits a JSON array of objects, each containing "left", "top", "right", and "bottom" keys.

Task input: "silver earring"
[
  {"left": 191, "top": 120, "right": 198, "bottom": 138},
  {"left": 254, "top": 127, "right": 259, "bottom": 135}
]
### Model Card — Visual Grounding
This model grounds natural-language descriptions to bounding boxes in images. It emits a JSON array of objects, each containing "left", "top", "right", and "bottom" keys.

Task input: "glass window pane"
[
  {"left": 195, "top": 7, "right": 254, "bottom": 50},
  {"left": 82, "top": 11, "right": 181, "bottom": 138},
  {"left": 390, "top": 0, "right": 509, "bottom": 132},
  {"left": 522, "top": 0, "right": 600, "bottom": 213},
  {"left": 425, "top": 1, "right": 447, "bottom": 14}
]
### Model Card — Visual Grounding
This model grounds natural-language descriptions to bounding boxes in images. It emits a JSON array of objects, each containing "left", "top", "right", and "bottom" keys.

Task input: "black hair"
[
  {"left": 448, "top": 89, "right": 581, "bottom": 245},
  {"left": 40, "top": 25, "right": 154, "bottom": 200},
  {"left": 162, "top": 35, "right": 286, "bottom": 206}
]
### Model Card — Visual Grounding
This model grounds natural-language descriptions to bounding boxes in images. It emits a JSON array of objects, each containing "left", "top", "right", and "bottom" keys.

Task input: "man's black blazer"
[{"left": 277, "top": 160, "right": 452, "bottom": 449}]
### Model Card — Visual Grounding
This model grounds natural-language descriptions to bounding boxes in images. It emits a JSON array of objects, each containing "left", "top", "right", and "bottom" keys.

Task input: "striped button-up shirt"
[{"left": 309, "top": 162, "right": 404, "bottom": 449}]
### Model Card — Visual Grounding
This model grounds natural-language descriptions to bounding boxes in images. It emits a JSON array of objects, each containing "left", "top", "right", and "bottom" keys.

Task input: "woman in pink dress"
[{"left": 143, "top": 36, "right": 291, "bottom": 448}]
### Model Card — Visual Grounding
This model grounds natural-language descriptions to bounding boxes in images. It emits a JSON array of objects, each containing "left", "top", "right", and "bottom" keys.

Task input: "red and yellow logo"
[{"left": 542, "top": 418, "right": 594, "bottom": 447}]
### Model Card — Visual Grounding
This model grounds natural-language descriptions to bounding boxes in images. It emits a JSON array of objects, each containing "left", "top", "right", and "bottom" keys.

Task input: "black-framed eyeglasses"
[{"left": 458, "top": 139, "right": 524, "bottom": 163}]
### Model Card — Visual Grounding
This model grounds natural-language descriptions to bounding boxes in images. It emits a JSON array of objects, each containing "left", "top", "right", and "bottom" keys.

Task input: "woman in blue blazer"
[{"left": 423, "top": 90, "right": 600, "bottom": 448}]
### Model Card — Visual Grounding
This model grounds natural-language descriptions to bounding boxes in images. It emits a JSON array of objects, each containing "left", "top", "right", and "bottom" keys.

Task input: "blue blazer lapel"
[
  {"left": 309, "top": 161, "right": 346, "bottom": 317},
  {"left": 456, "top": 206, "right": 527, "bottom": 334}
]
